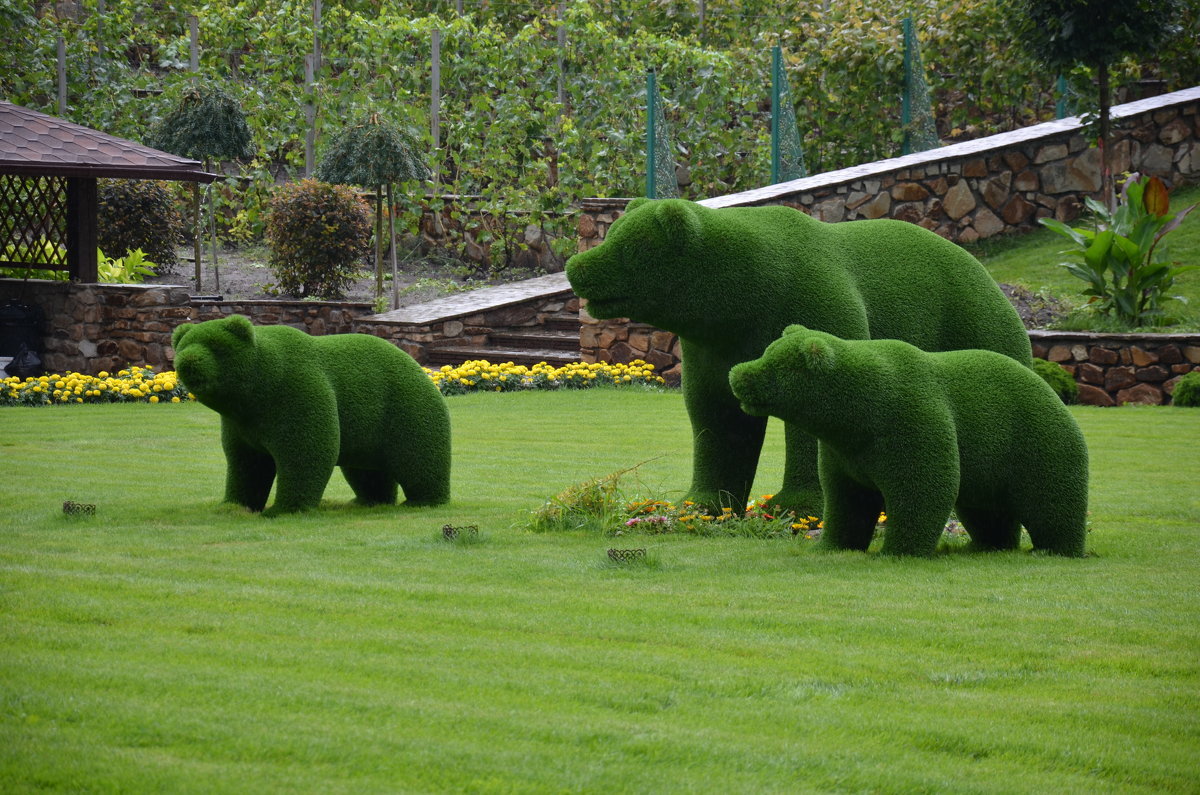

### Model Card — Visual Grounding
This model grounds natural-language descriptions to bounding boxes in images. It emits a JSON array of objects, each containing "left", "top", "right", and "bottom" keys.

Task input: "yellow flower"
[{"left": 149, "top": 395, "right": 159, "bottom": 403}]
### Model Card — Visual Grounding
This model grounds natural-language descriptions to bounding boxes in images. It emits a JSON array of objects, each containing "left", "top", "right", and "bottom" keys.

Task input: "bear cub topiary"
[
  {"left": 172, "top": 315, "right": 451, "bottom": 514},
  {"left": 728, "top": 326, "right": 1089, "bottom": 556}
]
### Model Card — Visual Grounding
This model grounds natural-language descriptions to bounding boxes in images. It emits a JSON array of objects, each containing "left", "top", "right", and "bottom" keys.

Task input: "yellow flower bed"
[
  {"left": 2, "top": 359, "right": 668, "bottom": 406},
  {"left": 1, "top": 366, "right": 191, "bottom": 407},
  {"left": 425, "top": 359, "right": 667, "bottom": 395}
]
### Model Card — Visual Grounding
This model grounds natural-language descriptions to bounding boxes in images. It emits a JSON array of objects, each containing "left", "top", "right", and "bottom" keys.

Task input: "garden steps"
[
  {"left": 425, "top": 310, "right": 582, "bottom": 366},
  {"left": 424, "top": 344, "right": 578, "bottom": 368}
]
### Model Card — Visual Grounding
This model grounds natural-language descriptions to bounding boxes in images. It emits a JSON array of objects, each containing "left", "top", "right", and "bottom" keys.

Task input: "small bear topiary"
[
  {"left": 1171, "top": 371, "right": 1200, "bottom": 407},
  {"left": 172, "top": 315, "right": 450, "bottom": 514},
  {"left": 566, "top": 198, "right": 1032, "bottom": 516},
  {"left": 729, "top": 326, "right": 1089, "bottom": 556},
  {"left": 98, "top": 179, "right": 184, "bottom": 272},
  {"left": 1032, "top": 358, "right": 1078, "bottom": 404},
  {"left": 265, "top": 179, "right": 372, "bottom": 298}
]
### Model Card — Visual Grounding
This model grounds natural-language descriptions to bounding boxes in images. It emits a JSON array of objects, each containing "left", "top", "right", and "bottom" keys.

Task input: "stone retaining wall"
[
  {"left": 578, "top": 87, "right": 1200, "bottom": 251},
  {"left": 1031, "top": 331, "right": 1200, "bottom": 406},
  {"left": 0, "top": 279, "right": 373, "bottom": 374}
]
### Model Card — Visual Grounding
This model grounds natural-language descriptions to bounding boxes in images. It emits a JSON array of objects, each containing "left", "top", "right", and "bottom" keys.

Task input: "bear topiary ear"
[
  {"left": 802, "top": 338, "right": 836, "bottom": 371},
  {"left": 225, "top": 315, "right": 256, "bottom": 345},
  {"left": 171, "top": 323, "right": 194, "bottom": 349},
  {"left": 782, "top": 324, "right": 811, "bottom": 337},
  {"left": 625, "top": 197, "right": 652, "bottom": 213},
  {"left": 655, "top": 199, "right": 702, "bottom": 247}
]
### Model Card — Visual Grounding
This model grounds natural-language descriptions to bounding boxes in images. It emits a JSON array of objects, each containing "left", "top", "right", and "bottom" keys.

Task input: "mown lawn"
[{"left": 2, "top": 391, "right": 1199, "bottom": 793}]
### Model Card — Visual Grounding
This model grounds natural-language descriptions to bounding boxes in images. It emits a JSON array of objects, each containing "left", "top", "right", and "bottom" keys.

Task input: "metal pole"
[
  {"left": 388, "top": 182, "right": 398, "bottom": 310},
  {"left": 646, "top": 71, "right": 656, "bottom": 199},
  {"left": 901, "top": 17, "right": 913, "bottom": 155},
  {"left": 304, "top": 54, "right": 316, "bottom": 177},
  {"left": 57, "top": 35, "right": 67, "bottom": 116},
  {"left": 1056, "top": 74, "right": 1067, "bottom": 119},
  {"left": 771, "top": 45, "right": 781, "bottom": 184},
  {"left": 188, "top": 15, "right": 199, "bottom": 72}
]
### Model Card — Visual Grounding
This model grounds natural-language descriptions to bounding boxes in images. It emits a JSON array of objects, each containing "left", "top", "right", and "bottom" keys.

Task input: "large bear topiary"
[
  {"left": 172, "top": 316, "right": 451, "bottom": 514},
  {"left": 565, "top": 198, "right": 1032, "bottom": 516},
  {"left": 729, "top": 326, "right": 1089, "bottom": 556}
]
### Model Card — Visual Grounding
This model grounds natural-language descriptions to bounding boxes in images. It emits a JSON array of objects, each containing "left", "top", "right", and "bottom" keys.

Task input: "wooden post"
[
  {"left": 66, "top": 178, "right": 98, "bottom": 282},
  {"left": 313, "top": 0, "right": 322, "bottom": 73},
  {"left": 188, "top": 15, "right": 199, "bottom": 71},
  {"left": 374, "top": 184, "right": 384, "bottom": 301},
  {"left": 387, "top": 182, "right": 398, "bottom": 311},
  {"left": 304, "top": 54, "right": 316, "bottom": 177},
  {"left": 430, "top": 29, "right": 443, "bottom": 235},
  {"left": 57, "top": 35, "right": 67, "bottom": 116},
  {"left": 192, "top": 182, "right": 202, "bottom": 291},
  {"left": 96, "top": 0, "right": 105, "bottom": 62}
]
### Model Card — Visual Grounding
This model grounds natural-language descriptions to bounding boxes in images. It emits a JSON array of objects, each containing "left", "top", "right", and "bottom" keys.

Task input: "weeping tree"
[
  {"left": 316, "top": 115, "right": 428, "bottom": 309},
  {"left": 148, "top": 81, "right": 253, "bottom": 291},
  {"left": 1012, "top": 0, "right": 1184, "bottom": 208}
]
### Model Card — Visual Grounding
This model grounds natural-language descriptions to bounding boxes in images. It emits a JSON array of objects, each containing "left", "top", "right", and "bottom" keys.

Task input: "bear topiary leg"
[
  {"left": 1021, "top": 501, "right": 1088, "bottom": 557},
  {"left": 877, "top": 495, "right": 955, "bottom": 556},
  {"left": 342, "top": 467, "right": 399, "bottom": 506},
  {"left": 221, "top": 425, "right": 276, "bottom": 512},
  {"left": 266, "top": 455, "right": 338, "bottom": 515},
  {"left": 683, "top": 403, "right": 767, "bottom": 513},
  {"left": 817, "top": 469, "right": 883, "bottom": 551},
  {"left": 955, "top": 506, "right": 1022, "bottom": 551},
  {"left": 770, "top": 424, "right": 823, "bottom": 517}
]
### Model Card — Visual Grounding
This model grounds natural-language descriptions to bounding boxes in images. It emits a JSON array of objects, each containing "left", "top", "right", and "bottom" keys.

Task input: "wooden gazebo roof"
[
  {"left": 0, "top": 102, "right": 217, "bottom": 282},
  {"left": 0, "top": 101, "right": 217, "bottom": 183}
]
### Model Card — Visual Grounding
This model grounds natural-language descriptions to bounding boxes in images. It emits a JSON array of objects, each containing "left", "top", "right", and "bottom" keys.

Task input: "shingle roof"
[{"left": 0, "top": 101, "right": 218, "bottom": 182}]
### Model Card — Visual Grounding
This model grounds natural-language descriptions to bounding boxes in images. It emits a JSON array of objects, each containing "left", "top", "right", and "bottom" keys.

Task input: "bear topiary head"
[
  {"left": 565, "top": 198, "right": 703, "bottom": 325},
  {"left": 728, "top": 325, "right": 842, "bottom": 419},
  {"left": 171, "top": 315, "right": 257, "bottom": 411}
]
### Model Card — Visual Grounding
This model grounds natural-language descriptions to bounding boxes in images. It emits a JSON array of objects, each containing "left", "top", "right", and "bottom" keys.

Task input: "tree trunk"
[
  {"left": 374, "top": 185, "right": 384, "bottom": 301},
  {"left": 387, "top": 182, "right": 398, "bottom": 311}
]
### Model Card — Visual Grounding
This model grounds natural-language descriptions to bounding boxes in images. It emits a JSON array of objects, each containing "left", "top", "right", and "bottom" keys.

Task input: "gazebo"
[{"left": 0, "top": 101, "right": 217, "bottom": 282}]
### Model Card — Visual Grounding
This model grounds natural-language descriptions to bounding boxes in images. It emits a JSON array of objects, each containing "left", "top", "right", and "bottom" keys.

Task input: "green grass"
[
  {"left": 2, "top": 391, "right": 1199, "bottom": 792},
  {"left": 970, "top": 182, "right": 1200, "bottom": 328}
]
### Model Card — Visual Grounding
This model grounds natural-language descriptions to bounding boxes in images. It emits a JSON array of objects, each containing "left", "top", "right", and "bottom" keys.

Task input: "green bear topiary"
[
  {"left": 1172, "top": 371, "right": 1200, "bottom": 407},
  {"left": 566, "top": 198, "right": 1032, "bottom": 516},
  {"left": 171, "top": 316, "right": 450, "bottom": 514},
  {"left": 1032, "top": 358, "right": 1078, "bottom": 404},
  {"left": 729, "top": 326, "right": 1089, "bottom": 556}
]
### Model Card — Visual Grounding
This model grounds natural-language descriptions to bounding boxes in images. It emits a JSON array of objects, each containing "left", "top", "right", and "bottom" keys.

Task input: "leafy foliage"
[
  {"left": 264, "top": 179, "right": 371, "bottom": 298},
  {"left": 146, "top": 80, "right": 254, "bottom": 163},
  {"left": 1172, "top": 371, "right": 1200, "bottom": 407},
  {"left": 97, "top": 179, "right": 184, "bottom": 272},
  {"left": 316, "top": 115, "right": 428, "bottom": 188},
  {"left": 1040, "top": 174, "right": 1198, "bottom": 326},
  {"left": 1032, "top": 357, "right": 1079, "bottom": 404}
]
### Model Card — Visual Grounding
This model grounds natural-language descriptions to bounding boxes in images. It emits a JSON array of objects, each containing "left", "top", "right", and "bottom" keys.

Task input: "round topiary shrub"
[
  {"left": 97, "top": 179, "right": 184, "bottom": 272},
  {"left": 265, "top": 179, "right": 372, "bottom": 298},
  {"left": 1032, "top": 358, "right": 1078, "bottom": 404},
  {"left": 1171, "top": 371, "right": 1200, "bottom": 407}
]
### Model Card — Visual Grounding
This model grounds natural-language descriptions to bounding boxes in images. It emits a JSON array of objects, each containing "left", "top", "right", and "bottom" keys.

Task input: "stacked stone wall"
[
  {"left": 0, "top": 279, "right": 373, "bottom": 374},
  {"left": 1031, "top": 331, "right": 1200, "bottom": 406}
]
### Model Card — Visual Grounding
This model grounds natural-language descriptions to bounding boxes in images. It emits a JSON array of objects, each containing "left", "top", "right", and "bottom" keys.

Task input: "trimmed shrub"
[
  {"left": 1172, "top": 371, "right": 1200, "bottom": 407},
  {"left": 265, "top": 179, "right": 371, "bottom": 298},
  {"left": 97, "top": 179, "right": 184, "bottom": 272},
  {"left": 1032, "top": 358, "right": 1078, "bottom": 404}
]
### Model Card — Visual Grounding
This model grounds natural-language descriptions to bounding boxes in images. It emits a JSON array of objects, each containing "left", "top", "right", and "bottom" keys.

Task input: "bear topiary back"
[
  {"left": 265, "top": 179, "right": 372, "bottom": 299},
  {"left": 98, "top": 179, "right": 184, "bottom": 272}
]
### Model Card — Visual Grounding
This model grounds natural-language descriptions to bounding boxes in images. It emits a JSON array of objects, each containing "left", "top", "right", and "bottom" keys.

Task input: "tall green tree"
[{"left": 1011, "top": 0, "right": 1184, "bottom": 206}]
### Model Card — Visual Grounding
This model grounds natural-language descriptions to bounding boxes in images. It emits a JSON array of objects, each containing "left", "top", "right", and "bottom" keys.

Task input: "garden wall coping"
[{"left": 370, "top": 272, "right": 572, "bottom": 325}]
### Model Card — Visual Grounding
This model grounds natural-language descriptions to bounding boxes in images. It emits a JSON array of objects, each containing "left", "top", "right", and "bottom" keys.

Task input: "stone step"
[
  {"left": 542, "top": 314, "right": 582, "bottom": 333},
  {"left": 489, "top": 329, "right": 579, "bottom": 352},
  {"left": 424, "top": 345, "right": 579, "bottom": 368}
]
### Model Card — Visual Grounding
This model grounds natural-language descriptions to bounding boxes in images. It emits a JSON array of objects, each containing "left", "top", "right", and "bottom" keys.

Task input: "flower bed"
[
  {"left": 1, "top": 359, "right": 667, "bottom": 406},
  {"left": 2, "top": 366, "right": 190, "bottom": 406}
]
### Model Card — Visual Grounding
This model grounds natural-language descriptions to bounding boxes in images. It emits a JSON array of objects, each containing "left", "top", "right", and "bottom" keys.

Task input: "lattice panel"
[{"left": 0, "top": 175, "right": 69, "bottom": 270}]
